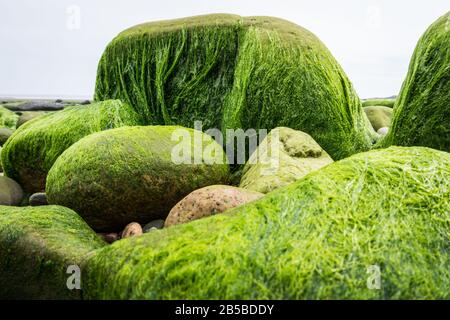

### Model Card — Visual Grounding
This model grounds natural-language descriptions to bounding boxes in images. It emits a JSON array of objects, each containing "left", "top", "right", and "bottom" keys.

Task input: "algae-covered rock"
[
  {"left": 46, "top": 125, "right": 230, "bottom": 232},
  {"left": 362, "top": 98, "right": 396, "bottom": 108},
  {"left": 165, "top": 185, "right": 264, "bottom": 227},
  {"left": 381, "top": 12, "right": 450, "bottom": 152},
  {"left": 239, "top": 127, "right": 333, "bottom": 193},
  {"left": 95, "top": 14, "right": 375, "bottom": 160},
  {"left": 0, "top": 106, "right": 18, "bottom": 130},
  {"left": 363, "top": 106, "right": 393, "bottom": 131},
  {"left": 0, "top": 205, "right": 106, "bottom": 299},
  {"left": 83, "top": 146, "right": 450, "bottom": 299},
  {"left": 16, "top": 111, "right": 46, "bottom": 128},
  {"left": 0, "top": 176, "right": 23, "bottom": 206},
  {"left": 1, "top": 100, "right": 142, "bottom": 193}
]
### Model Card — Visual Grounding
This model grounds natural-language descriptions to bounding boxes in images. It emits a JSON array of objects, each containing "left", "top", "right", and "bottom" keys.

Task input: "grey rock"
[
  {"left": 0, "top": 127, "right": 13, "bottom": 146},
  {"left": 0, "top": 176, "right": 23, "bottom": 206},
  {"left": 143, "top": 219, "right": 165, "bottom": 233},
  {"left": 6, "top": 101, "right": 65, "bottom": 112},
  {"left": 29, "top": 192, "right": 48, "bottom": 206}
]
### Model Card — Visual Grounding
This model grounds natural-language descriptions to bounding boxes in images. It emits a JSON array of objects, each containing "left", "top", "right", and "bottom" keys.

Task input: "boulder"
[
  {"left": 381, "top": 12, "right": 450, "bottom": 152},
  {"left": 363, "top": 106, "right": 393, "bottom": 131},
  {"left": 29, "top": 192, "right": 48, "bottom": 206},
  {"left": 239, "top": 127, "right": 333, "bottom": 193},
  {"left": 46, "top": 125, "right": 230, "bottom": 232},
  {"left": 95, "top": 14, "right": 375, "bottom": 160},
  {"left": 5, "top": 101, "right": 65, "bottom": 112},
  {"left": 121, "top": 222, "right": 143, "bottom": 238},
  {"left": 0, "top": 176, "right": 23, "bottom": 206},
  {"left": 82, "top": 146, "right": 450, "bottom": 299},
  {"left": 0, "top": 127, "right": 13, "bottom": 146},
  {"left": 165, "top": 185, "right": 264, "bottom": 227},
  {"left": 1, "top": 100, "right": 142, "bottom": 192},
  {"left": 143, "top": 220, "right": 165, "bottom": 233},
  {"left": 0, "top": 205, "right": 106, "bottom": 299}
]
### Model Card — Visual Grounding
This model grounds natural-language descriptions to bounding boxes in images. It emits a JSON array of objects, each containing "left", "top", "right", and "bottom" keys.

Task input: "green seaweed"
[
  {"left": 380, "top": 12, "right": 450, "bottom": 151},
  {"left": 83, "top": 146, "right": 450, "bottom": 299},
  {"left": 0, "top": 205, "right": 106, "bottom": 299},
  {"left": 362, "top": 98, "right": 396, "bottom": 108},
  {"left": 0, "top": 106, "right": 18, "bottom": 130},
  {"left": 95, "top": 14, "right": 375, "bottom": 160},
  {"left": 1, "top": 99, "right": 143, "bottom": 192},
  {"left": 46, "top": 125, "right": 230, "bottom": 232}
]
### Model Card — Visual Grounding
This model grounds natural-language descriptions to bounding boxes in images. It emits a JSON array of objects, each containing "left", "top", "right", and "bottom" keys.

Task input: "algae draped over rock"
[
  {"left": 95, "top": 14, "right": 375, "bottom": 160},
  {"left": 46, "top": 125, "right": 230, "bottom": 232},
  {"left": 0, "top": 205, "right": 106, "bottom": 299},
  {"left": 82, "top": 146, "right": 450, "bottom": 299},
  {"left": 381, "top": 12, "right": 450, "bottom": 151},
  {"left": 1, "top": 99, "right": 143, "bottom": 192}
]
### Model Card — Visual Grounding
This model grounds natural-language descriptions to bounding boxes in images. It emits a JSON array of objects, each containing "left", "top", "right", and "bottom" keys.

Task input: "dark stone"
[
  {"left": 81, "top": 100, "right": 91, "bottom": 105},
  {"left": 0, "top": 127, "right": 13, "bottom": 146},
  {"left": 29, "top": 192, "right": 48, "bottom": 206},
  {"left": 5, "top": 101, "right": 65, "bottom": 112},
  {"left": 55, "top": 99, "right": 63, "bottom": 103},
  {"left": 98, "top": 232, "right": 120, "bottom": 244},
  {"left": 143, "top": 219, "right": 165, "bottom": 233}
]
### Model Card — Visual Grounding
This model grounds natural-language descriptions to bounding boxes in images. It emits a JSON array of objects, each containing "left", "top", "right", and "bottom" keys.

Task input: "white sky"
[{"left": 0, "top": 0, "right": 448, "bottom": 99}]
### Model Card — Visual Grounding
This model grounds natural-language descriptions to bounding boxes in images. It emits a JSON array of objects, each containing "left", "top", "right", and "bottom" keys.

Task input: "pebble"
[{"left": 121, "top": 222, "right": 143, "bottom": 238}]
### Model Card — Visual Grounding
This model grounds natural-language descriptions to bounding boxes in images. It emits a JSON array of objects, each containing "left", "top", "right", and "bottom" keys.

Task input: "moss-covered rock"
[
  {"left": 0, "top": 205, "right": 106, "bottom": 299},
  {"left": 1, "top": 100, "right": 142, "bottom": 193},
  {"left": 239, "top": 127, "right": 333, "bottom": 193},
  {"left": 0, "top": 176, "right": 23, "bottom": 206},
  {"left": 0, "top": 127, "right": 13, "bottom": 146},
  {"left": 83, "top": 146, "right": 450, "bottom": 299},
  {"left": 364, "top": 106, "right": 393, "bottom": 131},
  {"left": 0, "top": 106, "right": 18, "bottom": 130},
  {"left": 16, "top": 111, "right": 47, "bottom": 128},
  {"left": 95, "top": 14, "right": 375, "bottom": 160},
  {"left": 46, "top": 125, "right": 230, "bottom": 232},
  {"left": 362, "top": 98, "right": 396, "bottom": 108},
  {"left": 381, "top": 12, "right": 450, "bottom": 152}
]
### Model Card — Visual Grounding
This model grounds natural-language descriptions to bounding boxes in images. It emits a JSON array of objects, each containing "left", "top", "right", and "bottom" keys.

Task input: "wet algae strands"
[
  {"left": 381, "top": 12, "right": 450, "bottom": 152},
  {"left": 1, "top": 99, "right": 143, "bottom": 192},
  {"left": 95, "top": 14, "right": 375, "bottom": 160},
  {"left": 0, "top": 205, "right": 106, "bottom": 299},
  {"left": 82, "top": 146, "right": 450, "bottom": 299}
]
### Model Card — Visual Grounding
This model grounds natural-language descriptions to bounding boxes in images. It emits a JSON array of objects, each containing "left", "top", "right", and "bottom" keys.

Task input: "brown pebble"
[{"left": 121, "top": 222, "right": 143, "bottom": 238}]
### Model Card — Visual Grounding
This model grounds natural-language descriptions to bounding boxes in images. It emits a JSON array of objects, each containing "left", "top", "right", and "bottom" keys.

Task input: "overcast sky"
[{"left": 0, "top": 0, "right": 448, "bottom": 99}]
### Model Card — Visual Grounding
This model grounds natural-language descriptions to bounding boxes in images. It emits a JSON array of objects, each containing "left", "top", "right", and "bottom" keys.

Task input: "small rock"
[
  {"left": 165, "top": 185, "right": 264, "bottom": 227},
  {"left": 99, "top": 232, "right": 120, "bottom": 244},
  {"left": 0, "top": 127, "right": 13, "bottom": 146},
  {"left": 29, "top": 192, "right": 48, "bottom": 206},
  {"left": 121, "top": 222, "right": 143, "bottom": 238},
  {"left": 143, "top": 219, "right": 165, "bottom": 233},
  {"left": 81, "top": 100, "right": 91, "bottom": 105},
  {"left": 55, "top": 99, "right": 63, "bottom": 103},
  {"left": 377, "top": 127, "right": 389, "bottom": 136},
  {"left": 0, "top": 176, "right": 23, "bottom": 206}
]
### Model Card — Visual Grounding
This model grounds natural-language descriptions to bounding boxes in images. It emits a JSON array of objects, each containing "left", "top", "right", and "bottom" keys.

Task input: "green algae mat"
[
  {"left": 94, "top": 14, "right": 375, "bottom": 160},
  {"left": 381, "top": 12, "right": 450, "bottom": 152},
  {"left": 82, "top": 146, "right": 450, "bottom": 299}
]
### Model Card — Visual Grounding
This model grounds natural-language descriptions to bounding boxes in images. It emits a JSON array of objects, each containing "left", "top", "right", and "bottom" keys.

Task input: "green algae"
[
  {"left": 95, "top": 14, "right": 375, "bottom": 160},
  {"left": 0, "top": 106, "right": 18, "bottom": 130},
  {"left": 1, "top": 99, "right": 143, "bottom": 193},
  {"left": 380, "top": 12, "right": 450, "bottom": 152},
  {"left": 46, "top": 125, "right": 230, "bottom": 232},
  {"left": 0, "top": 205, "right": 106, "bottom": 299},
  {"left": 363, "top": 106, "right": 393, "bottom": 131},
  {"left": 83, "top": 146, "right": 450, "bottom": 299},
  {"left": 362, "top": 98, "right": 396, "bottom": 108}
]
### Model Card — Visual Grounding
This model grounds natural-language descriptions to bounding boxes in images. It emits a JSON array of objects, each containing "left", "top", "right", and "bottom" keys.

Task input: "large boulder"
[
  {"left": 0, "top": 176, "right": 23, "bottom": 206},
  {"left": 381, "top": 12, "right": 450, "bottom": 152},
  {"left": 1, "top": 100, "right": 142, "bottom": 192},
  {"left": 363, "top": 106, "right": 393, "bottom": 131},
  {"left": 165, "top": 185, "right": 264, "bottom": 227},
  {"left": 0, "top": 106, "right": 18, "bottom": 130},
  {"left": 83, "top": 146, "right": 450, "bottom": 299},
  {"left": 239, "top": 127, "right": 333, "bottom": 193},
  {"left": 46, "top": 125, "right": 230, "bottom": 232},
  {"left": 95, "top": 14, "right": 375, "bottom": 160},
  {"left": 0, "top": 205, "right": 106, "bottom": 299}
]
